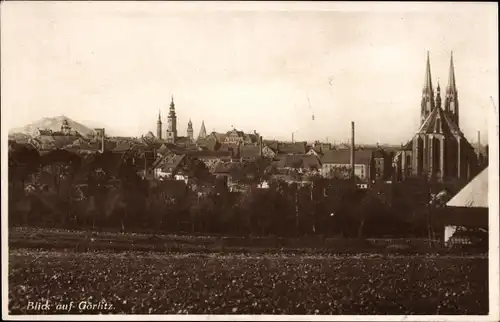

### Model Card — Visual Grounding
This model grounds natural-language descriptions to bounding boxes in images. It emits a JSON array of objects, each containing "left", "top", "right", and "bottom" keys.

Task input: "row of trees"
[{"left": 8, "top": 145, "right": 438, "bottom": 238}]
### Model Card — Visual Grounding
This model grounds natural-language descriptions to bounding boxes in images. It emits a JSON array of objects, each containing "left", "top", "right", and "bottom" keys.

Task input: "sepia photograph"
[{"left": 1, "top": 1, "right": 499, "bottom": 320}]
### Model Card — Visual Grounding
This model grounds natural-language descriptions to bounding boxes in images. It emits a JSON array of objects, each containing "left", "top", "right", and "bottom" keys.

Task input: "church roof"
[{"left": 417, "top": 106, "right": 461, "bottom": 136}]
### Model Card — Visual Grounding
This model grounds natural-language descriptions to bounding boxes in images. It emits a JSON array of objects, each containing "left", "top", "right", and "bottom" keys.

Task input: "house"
[
  {"left": 307, "top": 142, "right": 332, "bottom": 157},
  {"left": 306, "top": 147, "right": 321, "bottom": 157},
  {"left": 211, "top": 162, "right": 237, "bottom": 188},
  {"left": 440, "top": 167, "right": 488, "bottom": 245},
  {"left": 277, "top": 142, "right": 307, "bottom": 155},
  {"left": 187, "top": 150, "right": 233, "bottom": 170},
  {"left": 240, "top": 145, "right": 262, "bottom": 161},
  {"left": 262, "top": 145, "right": 278, "bottom": 159},
  {"left": 320, "top": 149, "right": 374, "bottom": 181},
  {"left": 224, "top": 128, "right": 258, "bottom": 145},
  {"left": 151, "top": 153, "right": 189, "bottom": 181},
  {"left": 208, "top": 131, "right": 228, "bottom": 144},
  {"left": 277, "top": 154, "right": 321, "bottom": 172}
]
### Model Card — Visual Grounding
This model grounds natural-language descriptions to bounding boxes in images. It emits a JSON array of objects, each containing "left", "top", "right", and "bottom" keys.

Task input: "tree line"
[{"left": 8, "top": 144, "right": 441, "bottom": 238}]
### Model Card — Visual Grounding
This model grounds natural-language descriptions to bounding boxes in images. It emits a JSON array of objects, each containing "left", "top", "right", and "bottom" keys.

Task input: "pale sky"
[{"left": 1, "top": 2, "right": 498, "bottom": 144}]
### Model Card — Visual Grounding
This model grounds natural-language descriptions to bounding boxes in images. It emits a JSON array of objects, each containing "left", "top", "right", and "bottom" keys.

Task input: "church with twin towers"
[
  {"left": 154, "top": 95, "right": 207, "bottom": 144},
  {"left": 393, "top": 51, "right": 482, "bottom": 183}
]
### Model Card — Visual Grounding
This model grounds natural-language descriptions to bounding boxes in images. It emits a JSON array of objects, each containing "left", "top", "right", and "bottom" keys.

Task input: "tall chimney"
[
  {"left": 95, "top": 128, "right": 105, "bottom": 153},
  {"left": 259, "top": 136, "right": 263, "bottom": 157},
  {"left": 477, "top": 130, "right": 481, "bottom": 153},
  {"left": 350, "top": 121, "right": 355, "bottom": 183},
  {"left": 101, "top": 129, "right": 105, "bottom": 153},
  {"left": 477, "top": 130, "right": 481, "bottom": 164}
]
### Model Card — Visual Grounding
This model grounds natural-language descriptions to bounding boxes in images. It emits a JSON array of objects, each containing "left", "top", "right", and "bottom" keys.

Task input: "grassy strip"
[{"left": 9, "top": 237, "right": 486, "bottom": 256}]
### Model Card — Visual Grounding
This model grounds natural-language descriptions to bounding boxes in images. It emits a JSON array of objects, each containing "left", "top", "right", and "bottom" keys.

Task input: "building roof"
[
  {"left": 446, "top": 167, "right": 488, "bottom": 208},
  {"left": 219, "top": 143, "right": 239, "bottom": 153},
  {"left": 417, "top": 106, "right": 461, "bottom": 136},
  {"left": 186, "top": 150, "right": 232, "bottom": 159},
  {"left": 176, "top": 136, "right": 191, "bottom": 145},
  {"left": 320, "top": 149, "right": 373, "bottom": 165},
  {"left": 277, "top": 154, "right": 321, "bottom": 169},
  {"left": 113, "top": 142, "right": 133, "bottom": 153},
  {"left": 152, "top": 154, "right": 186, "bottom": 173},
  {"left": 264, "top": 141, "right": 279, "bottom": 152},
  {"left": 240, "top": 145, "right": 261, "bottom": 159},
  {"left": 212, "top": 162, "right": 238, "bottom": 174},
  {"left": 226, "top": 129, "right": 245, "bottom": 137},
  {"left": 278, "top": 142, "right": 307, "bottom": 155},
  {"left": 210, "top": 132, "right": 227, "bottom": 143}
]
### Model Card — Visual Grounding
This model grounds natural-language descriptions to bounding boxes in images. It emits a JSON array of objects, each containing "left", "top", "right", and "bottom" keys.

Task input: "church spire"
[
  {"left": 156, "top": 109, "right": 162, "bottom": 140},
  {"left": 446, "top": 51, "right": 457, "bottom": 93},
  {"left": 435, "top": 80, "right": 442, "bottom": 109},
  {"left": 423, "top": 51, "right": 433, "bottom": 93},
  {"left": 444, "top": 51, "right": 459, "bottom": 127},
  {"left": 198, "top": 120, "right": 207, "bottom": 140},
  {"left": 420, "top": 51, "right": 435, "bottom": 124}
]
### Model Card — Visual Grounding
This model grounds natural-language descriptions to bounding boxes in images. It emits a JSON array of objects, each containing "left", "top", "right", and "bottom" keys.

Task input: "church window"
[{"left": 436, "top": 118, "right": 441, "bottom": 133}]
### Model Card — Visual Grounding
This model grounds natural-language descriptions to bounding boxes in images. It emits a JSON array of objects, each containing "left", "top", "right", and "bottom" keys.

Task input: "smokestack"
[
  {"left": 292, "top": 132, "right": 294, "bottom": 143},
  {"left": 95, "top": 128, "right": 105, "bottom": 153},
  {"left": 477, "top": 131, "right": 481, "bottom": 153},
  {"left": 477, "top": 130, "right": 481, "bottom": 164},
  {"left": 350, "top": 121, "right": 355, "bottom": 182},
  {"left": 101, "top": 129, "right": 105, "bottom": 153},
  {"left": 259, "top": 136, "right": 263, "bottom": 157}
]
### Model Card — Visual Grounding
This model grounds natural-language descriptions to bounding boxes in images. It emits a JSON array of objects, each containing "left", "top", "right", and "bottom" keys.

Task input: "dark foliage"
[{"left": 8, "top": 147, "right": 438, "bottom": 238}]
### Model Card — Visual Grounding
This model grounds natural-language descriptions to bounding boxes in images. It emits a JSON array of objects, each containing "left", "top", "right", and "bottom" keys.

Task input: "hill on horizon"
[{"left": 9, "top": 115, "right": 100, "bottom": 138}]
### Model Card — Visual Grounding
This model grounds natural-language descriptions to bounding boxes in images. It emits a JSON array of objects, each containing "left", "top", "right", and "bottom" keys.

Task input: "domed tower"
[
  {"left": 187, "top": 119, "right": 194, "bottom": 142},
  {"left": 166, "top": 95, "right": 177, "bottom": 143}
]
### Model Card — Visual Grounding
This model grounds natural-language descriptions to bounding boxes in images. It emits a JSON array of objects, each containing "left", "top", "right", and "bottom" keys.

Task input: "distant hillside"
[
  {"left": 9, "top": 115, "right": 96, "bottom": 138},
  {"left": 8, "top": 132, "right": 31, "bottom": 142}
]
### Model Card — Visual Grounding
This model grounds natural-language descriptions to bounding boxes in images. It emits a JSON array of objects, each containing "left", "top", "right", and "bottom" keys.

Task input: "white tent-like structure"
[
  {"left": 443, "top": 167, "right": 489, "bottom": 243},
  {"left": 447, "top": 167, "right": 488, "bottom": 208}
]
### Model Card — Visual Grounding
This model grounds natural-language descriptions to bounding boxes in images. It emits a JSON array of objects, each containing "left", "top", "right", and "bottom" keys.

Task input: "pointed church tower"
[
  {"left": 166, "top": 95, "right": 177, "bottom": 143},
  {"left": 444, "top": 51, "right": 459, "bottom": 128},
  {"left": 198, "top": 120, "right": 207, "bottom": 140},
  {"left": 187, "top": 119, "right": 194, "bottom": 142},
  {"left": 435, "top": 81, "right": 442, "bottom": 109},
  {"left": 420, "top": 51, "right": 435, "bottom": 124},
  {"left": 157, "top": 110, "right": 162, "bottom": 140}
]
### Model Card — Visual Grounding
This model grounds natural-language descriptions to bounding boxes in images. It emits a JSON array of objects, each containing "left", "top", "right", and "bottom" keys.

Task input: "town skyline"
[{"left": 2, "top": 2, "right": 498, "bottom": 144}]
